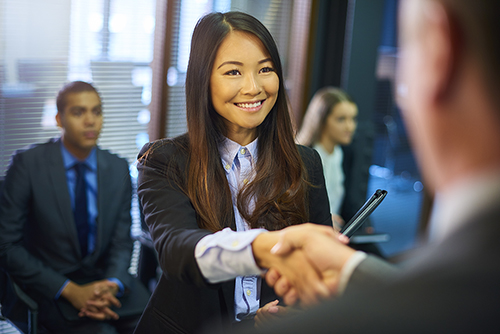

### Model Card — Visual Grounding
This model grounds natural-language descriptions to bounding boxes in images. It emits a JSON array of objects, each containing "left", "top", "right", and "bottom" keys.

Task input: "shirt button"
[
  {"left": 243, "top": 179, "right": 249, "bottom": 185},
  {"left": 225, "top": 164, "right": 231, "bottom": 170},
  {"left": 232, "top": 240, "right": 239, "bottom": 247},
  {"left": 246, "top": 289, "right": 251, "bottom": 296},
  {"left": 240, "top": 148, "right": 246, "bottom": 155}
]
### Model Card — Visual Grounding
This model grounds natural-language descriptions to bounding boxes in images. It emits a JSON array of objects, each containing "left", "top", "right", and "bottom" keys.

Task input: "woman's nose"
[{"left": 241, "top": 73, "right": 262, "bottom": 96}]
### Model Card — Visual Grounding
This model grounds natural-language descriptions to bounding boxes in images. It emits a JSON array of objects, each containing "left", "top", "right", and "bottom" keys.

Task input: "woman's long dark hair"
[{"left": 185, "top": 11, "right": 308, "bottom": 232}]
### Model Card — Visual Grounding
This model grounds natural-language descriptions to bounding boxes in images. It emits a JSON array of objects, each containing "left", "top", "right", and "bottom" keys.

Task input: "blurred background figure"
[{"left": 296, "top": 87, "right": 384, "bottom": 256}]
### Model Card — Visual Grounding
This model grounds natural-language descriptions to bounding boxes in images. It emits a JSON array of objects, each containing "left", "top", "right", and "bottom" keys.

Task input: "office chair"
[
  {"left": 0, "top": 271, "right": 39, "bottom": 334},
  {"left": 0, "top": 180, "right": 39, "bottom": 334}
]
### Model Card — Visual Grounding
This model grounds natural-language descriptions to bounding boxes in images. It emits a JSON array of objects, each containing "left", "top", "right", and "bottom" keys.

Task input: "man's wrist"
[
  {"left": 106, "top": 278, "right": 123, "bottom": 296},
  {"left": 60, "top": 280, "right": 77, "bottom": 299},
  {"left": 252, "top": 232, "right": 279, "bottom": 269}
]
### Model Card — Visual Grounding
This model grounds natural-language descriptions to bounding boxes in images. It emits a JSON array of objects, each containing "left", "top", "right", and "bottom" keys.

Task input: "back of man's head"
[
  {"left": 56, "top": 81, "right": 100, "bottom": 114},
  {"left": 440, "top": 0, "right": 500, "bottom": 111}
]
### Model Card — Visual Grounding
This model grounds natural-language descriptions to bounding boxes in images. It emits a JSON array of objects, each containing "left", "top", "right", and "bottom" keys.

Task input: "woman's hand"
[
  {"left": 254, "top": 300, "right": 293, "bottom": 330},
  {"left": 332, "top": 214, "right": 345, "bottom": 232}
]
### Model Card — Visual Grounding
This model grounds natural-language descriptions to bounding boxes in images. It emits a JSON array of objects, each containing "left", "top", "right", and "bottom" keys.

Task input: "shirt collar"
[
  {"left": 429, "top": 170, "right": 500, "bottom": 243},
  {"left": 60, "top": 139, "right": 97, "bottom": 172},
  {"left": 219, "top": 137, "right": 258, "bottom": 172}
]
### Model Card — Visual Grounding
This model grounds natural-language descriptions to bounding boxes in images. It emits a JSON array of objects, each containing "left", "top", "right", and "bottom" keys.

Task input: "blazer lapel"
[{"left": 47, "top": 139, "right": 81, "bottom": 254}]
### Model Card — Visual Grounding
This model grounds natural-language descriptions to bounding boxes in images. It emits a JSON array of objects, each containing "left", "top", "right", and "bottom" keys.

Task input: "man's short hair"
[
  {"left": 441, "top": 0, "right": 500, "bottom": 106},
  {"left": 56, "top": 81, "right": 100, "bottom": 114}
]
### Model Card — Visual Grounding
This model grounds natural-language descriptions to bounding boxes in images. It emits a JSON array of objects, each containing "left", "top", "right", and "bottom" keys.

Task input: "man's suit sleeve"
[
  {"left": 137, "top": 139, "right": 213, "bottom": 287},
  {"left": 0, "top": 150, "right": 69, "bottom": 299},
  {"left": 343, "top": 255, "right": 400, "bottom": 295}
]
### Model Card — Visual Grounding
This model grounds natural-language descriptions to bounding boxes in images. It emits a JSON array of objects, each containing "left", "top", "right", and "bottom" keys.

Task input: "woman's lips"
[{"left": 234, "top": 100, "right": 265, "bottom": 112}]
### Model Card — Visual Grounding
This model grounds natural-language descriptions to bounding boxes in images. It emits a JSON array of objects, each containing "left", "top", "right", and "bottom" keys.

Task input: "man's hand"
[
  {"left": 61, "top": 279, "right": 122, "bottom": 321},
  {"left": 257, "top": 224, "right": 354, "bottom": 305},
  {"left": 252, "top": 232, "right": 331, "bottom": 306}
]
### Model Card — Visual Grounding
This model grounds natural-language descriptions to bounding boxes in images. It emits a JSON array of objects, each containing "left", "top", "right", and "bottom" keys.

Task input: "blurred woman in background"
[{"left": 296, "top": 87, "right": 383, "bottom": 256}]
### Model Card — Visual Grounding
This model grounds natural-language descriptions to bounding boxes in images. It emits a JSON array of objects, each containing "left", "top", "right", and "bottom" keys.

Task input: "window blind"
[{"left": 0, "top": 0, "right": 156, "bottom": 176}]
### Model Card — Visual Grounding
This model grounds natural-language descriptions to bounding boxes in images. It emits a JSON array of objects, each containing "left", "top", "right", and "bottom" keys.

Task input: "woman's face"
[
  {"left": 210, "top": 30, "right": 279, "bottom": 146},
  {"left": 323, "top": 101, "right": 358, "bottom": 146}
]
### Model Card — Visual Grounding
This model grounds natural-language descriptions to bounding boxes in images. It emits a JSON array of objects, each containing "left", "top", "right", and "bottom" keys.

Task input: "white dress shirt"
[{"left": 313, "top": 143, "right": 345, "bottom": 215}]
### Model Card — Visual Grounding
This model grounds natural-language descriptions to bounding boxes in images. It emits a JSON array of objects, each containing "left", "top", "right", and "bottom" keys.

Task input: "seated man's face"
[{"left": 56, "top": 91, "right": 103, "bottom": 157}]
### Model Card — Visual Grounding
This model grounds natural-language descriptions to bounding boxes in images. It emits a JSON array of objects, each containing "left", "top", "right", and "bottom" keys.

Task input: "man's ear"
[
  {"left": 55, "top": 112, "right": 62, "bottom": 128},
  {"left": 423, "top": 1, "right": 461, "bottom": 103}
]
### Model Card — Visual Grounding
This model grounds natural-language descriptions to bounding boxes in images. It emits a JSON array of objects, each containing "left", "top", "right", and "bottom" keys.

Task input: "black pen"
[{"left": 340, "top": 189, "right": 388, "bottom": 238}]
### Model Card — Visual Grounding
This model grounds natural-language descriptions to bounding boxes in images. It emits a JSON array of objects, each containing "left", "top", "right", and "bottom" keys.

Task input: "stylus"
[{"left": 340, "top": 189, "right": 388, "bottom": 238}]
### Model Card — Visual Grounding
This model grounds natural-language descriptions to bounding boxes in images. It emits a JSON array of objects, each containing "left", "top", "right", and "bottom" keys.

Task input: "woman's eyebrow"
[
  {"left": 217, "top": 58, "right": 273, "bottom": 70},
  {"left": 217, "top": 61, "right": 243, "bottom": 69}
]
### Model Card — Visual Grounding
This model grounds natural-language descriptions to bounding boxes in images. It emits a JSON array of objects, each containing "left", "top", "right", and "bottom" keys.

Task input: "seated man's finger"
[
  {"left": 82, "top": 306, "right": 119, "bottom": 321},
  {"left": 86, "top": 298, "right": 111, "bottom": 308},
  {"left": 103, "top": 293, "right": 121, "bottom": 308}
]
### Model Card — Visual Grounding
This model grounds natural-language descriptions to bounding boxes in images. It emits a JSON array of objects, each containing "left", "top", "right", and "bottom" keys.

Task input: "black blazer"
[
  {"left": 134, "top": 134, "right": 331, "bottom": 334},
  {"left": 0, "top": 138, "right": 149, "bottom": 322}
]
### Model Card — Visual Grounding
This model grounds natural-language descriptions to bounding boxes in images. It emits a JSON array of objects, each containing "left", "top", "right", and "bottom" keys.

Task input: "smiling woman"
[
  {"left": 134, "top": 11, "right": 332, "bottom": 333},
  {"left": 210, "top": 30, "right": 279, "bottom": 146}
]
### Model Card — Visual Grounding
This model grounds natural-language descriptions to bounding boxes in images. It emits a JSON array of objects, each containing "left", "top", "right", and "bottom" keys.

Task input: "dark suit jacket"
[
  {"left": 0, "top": 138, "right": 149, "bottom": 323},
  {"left": 236, "top": 191, "right": 500, "bottom": 333},
  {"left": 134, "top": 134, "right": 331, "bottom": 334}
]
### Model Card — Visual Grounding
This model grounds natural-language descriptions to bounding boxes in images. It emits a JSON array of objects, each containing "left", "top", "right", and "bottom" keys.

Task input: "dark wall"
[
  {"left": 308, "top": 0, "right": 349, "bottom": 104},
  {"left": 307, "top": 0, "right": 386, "bottom": 207}
]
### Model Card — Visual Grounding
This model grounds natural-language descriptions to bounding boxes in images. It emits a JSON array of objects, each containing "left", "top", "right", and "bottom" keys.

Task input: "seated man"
[{"left": 0, "top": 81, "right": 149, "bottom": 334}]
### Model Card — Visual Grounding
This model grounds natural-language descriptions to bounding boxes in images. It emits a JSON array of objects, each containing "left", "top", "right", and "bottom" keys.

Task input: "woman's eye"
[
  {"left": 225, "top": 69, "right": 240, "bottom": 76},
  {"left": 260, "top": 66, "right": 274, "bottom": 73}
]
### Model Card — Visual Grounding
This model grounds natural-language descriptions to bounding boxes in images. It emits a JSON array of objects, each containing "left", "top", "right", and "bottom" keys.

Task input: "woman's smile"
[{"left": 210, "top": 30, "right": 279, "bottom": 145}]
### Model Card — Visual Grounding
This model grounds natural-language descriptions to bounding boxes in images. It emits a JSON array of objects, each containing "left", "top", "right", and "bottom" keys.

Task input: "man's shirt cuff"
[{"left": 337, "top": 251, "right": 367, "bottom": 295}]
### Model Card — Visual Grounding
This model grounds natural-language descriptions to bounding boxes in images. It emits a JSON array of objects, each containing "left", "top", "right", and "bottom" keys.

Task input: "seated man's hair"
[{"left": 56, "top": 81, "right": 100, "bottom": 114}]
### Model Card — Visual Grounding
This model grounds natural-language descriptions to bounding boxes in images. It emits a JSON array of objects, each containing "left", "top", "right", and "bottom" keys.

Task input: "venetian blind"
[{"left": 0, "top": 0, "right": 156, "bottom": 176}]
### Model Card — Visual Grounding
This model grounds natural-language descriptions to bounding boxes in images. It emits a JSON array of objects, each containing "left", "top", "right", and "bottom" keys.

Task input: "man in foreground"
[{"left": 249, "top": 0, "right": 500, "bottom": 332}]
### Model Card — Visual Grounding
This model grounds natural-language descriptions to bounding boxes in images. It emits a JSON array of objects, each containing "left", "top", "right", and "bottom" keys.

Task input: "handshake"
[{"left": 251, "top": 223, "right": 356, "bottom": 306}]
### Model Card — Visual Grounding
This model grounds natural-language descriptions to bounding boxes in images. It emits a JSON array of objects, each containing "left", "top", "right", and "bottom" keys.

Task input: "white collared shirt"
[{"left": 313, "top": 143, "right": 345, "bottom": 215}]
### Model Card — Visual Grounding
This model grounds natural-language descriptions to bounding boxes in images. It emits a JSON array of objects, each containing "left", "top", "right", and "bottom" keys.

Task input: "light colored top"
[
  {"left": 195, "top": 137, "right": 266, "bottom": 322},
  {"left": 313, "top": 143, "right": 345, "bottom": 214}
]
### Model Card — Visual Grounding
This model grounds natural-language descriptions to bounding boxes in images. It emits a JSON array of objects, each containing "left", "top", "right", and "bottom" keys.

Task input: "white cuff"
[
  {"left": 336, "top": 251, "right": 367, "bottom": 295},
  {"left": 195, "top": 227, "right": 268, "bottom": 283}
]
